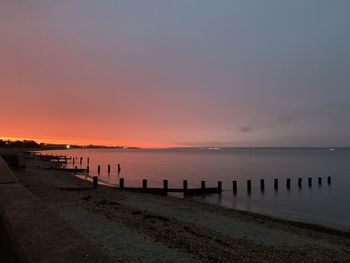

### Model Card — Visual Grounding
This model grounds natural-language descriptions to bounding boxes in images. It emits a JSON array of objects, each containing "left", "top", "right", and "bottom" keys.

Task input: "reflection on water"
[{"left": 38, "top": 148, "right": 350, "bottom": 230}]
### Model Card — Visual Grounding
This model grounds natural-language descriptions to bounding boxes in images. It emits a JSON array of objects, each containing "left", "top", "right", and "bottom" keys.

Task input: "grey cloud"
[{"left": 238, "top": 125, "right": 255, "bottom": 133}]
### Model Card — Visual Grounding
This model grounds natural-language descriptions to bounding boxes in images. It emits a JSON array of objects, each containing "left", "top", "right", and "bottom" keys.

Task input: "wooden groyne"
[
  {"left": 31, "top": 153, "right": 71, "bottom": 161},
  {"left": 90, "top": 177, "right": 222, "bottom": 196},
  {"left": 232, "top": 177, "right": 332, "bottom": 194},
  {"left": 44, "top": 167, "right": 88, "bottom": 173},
  {"left": 29, "top": 152, "right": 333, "bottom": 196}
]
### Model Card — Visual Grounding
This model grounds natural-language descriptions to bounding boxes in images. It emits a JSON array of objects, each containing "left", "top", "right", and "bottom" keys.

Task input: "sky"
[{"left": 1, "top": 1, "right": 350, "bottom": 148}]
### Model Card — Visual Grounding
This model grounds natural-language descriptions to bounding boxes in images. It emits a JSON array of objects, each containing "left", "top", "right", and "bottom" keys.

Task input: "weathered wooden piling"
[
  {"left": 73, "top": 159, "right": 75, "bottom": 165},
  {"left": 308, "top": 177, "right": 312, "bottom": 187},
  {"left": 119, "top": 178, "right": 124, "bottom": 189},
  {"left": 274, "top": 179, "right": 278, "bottom": 190},
  {"left": 286, "top": 178, "right": 291, "bottom": 189},
  {"left": 260, "top": 179, "right": 265, "bottom": 191},
  {"left": 97, "top": 165, "right": 100, "bottom": 175},
  {"left": 232, "top": 180, "right": 237, "bottom": 194},
  {"left": 247, "top": 180, "right": 251, "bottom": 192},
  {"left": 87, "top": 166, "right": 90, "bottom": 174},
  {"left": 87, "top": 157, "right": 90, "bottom": 165},
  {"left": 80, "top": 157, "right": 83, "bottom": 165},
  {"left": 117, "top": 164, "right": 121, "bottom": 172},
  {"left": 318, "top": 177, "right": 322, "bottom": 185},
  {"left": 163, "top": 180, "right": 168, "bottom": 191},
  {"left": 143, "top": 179, "right": 147, "bottom": 189},
  {"left": 298, "top": 178, "right": 302, "bottom": 188},
  {"left": 218, "top": 181, "right": 222, "bottom": 193},
  {"left": 93, "top": 176, "right": 98, "bottom": 189},
  {"left": 201, "top": 181, "right": 206, "bottom": 192},
  {"left": 327, "top": 176, "right": 331, "bottom": 185},
  {"left": 108, "top": 165, "right": 111, "bottom": 174},
  {"left": 183, "top": 180, "right": 188, "bottom": 192}
]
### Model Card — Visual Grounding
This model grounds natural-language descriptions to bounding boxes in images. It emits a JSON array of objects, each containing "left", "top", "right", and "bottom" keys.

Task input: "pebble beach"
[{"left": 1, "top": 154, "right": 348, "bottom": 262}]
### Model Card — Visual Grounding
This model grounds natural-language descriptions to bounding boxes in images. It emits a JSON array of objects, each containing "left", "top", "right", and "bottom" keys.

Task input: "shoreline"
[
  {"left": 23, "top": 149, "right": 350, "bottom": 234},
  {"left": 1, "top": 151, "right": 350, "bottom": 262},
  {"left": 34, "top": 148, "right": 349, "bottom": 232},
  {"left": 33, "top": 147, "right": 350, "bottom": 232},
  {"left": 76, "top": 172, "right": 350, "bottom": 236}
]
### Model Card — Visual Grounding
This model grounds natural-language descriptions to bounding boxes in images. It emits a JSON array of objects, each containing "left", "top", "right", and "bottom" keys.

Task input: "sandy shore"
[{"left": 10, "top": 157, "right": 350, "bottom": 262}]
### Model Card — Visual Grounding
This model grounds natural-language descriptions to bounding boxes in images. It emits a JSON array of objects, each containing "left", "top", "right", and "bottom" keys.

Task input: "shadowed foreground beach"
[{"left": 1, "top": 154, "right": 350, "bottom": 262}]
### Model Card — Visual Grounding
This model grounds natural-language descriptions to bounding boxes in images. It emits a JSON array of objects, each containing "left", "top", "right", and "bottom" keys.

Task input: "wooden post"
[
  {"left": 298, "top": 178, "right": 302, "bottom": 188},
  {"left": 318, "top": 177, "right": 322, "bottom": 185},
  {"left": 87, "top": 166, "right": 90, "bottom": 174},
  {"left": 98, "top": 165, "right": 100, "bottom": 175},
  {"left": 286, "top": 178, "right": 291, "bottom": 189},
  {"left": 80, "top": 157, "right": 83, "bottom": 165},
  {"left": 163, "top": 179, "right": 168, "bottom": 193},
  {"left": 119, "top": 178, "right": 124, "bottom": 189},
  {"left": 143, "top": 179, "right": 147, "bottom": 189},
  {"left": 260, "top": 179, "right": 265, "bottom": 191},
  {"left": 232, "top": 180, "right": 237, "bottom": 194},
  {"left": 274, "top": 179, "right": 278, "bottom": 190},
  {"left": 108, "top": 164, "right": 111, "bottom": 174},
  {"left": 201, "top": 181, "right": 206, "bottom": 192},
  {"left": 93, "top": 176, "right": 98, "bottom": 189},
  {"left": 183, "top": 180, "right": 188, "bottom": 193},
  {"left": 117, "top": 164, "right": 121, "bottom": 173},
  {"left": 87, "top": 157, "right": 90, "bottom": 165},
  {"left": 73, "top": 158, "right": 75, "bottom": 165},
  {"left": 308, "top": 177, "right": 312, "bottom": 187},
  {"left": 218, "top": 181, "right": 222, "bottom": 193},
  {"left": 74, "top": 166, "right": 77, "bottom": 172},
  {"left": 327, "top": 176, "right": 331, "bottom": 185},
  {"left": 247, "top": 180, "right": 251, "bottom": 192}
]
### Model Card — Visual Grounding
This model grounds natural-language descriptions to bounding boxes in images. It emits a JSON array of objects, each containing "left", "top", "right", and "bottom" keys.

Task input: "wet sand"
[{"left": 10, "top": 157, "right": 350, "bottom": 262}]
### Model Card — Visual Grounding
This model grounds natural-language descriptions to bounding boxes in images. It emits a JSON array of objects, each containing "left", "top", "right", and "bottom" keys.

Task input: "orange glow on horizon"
[{"left": 0, "top": 136, "right": 178, "bottom": 149}]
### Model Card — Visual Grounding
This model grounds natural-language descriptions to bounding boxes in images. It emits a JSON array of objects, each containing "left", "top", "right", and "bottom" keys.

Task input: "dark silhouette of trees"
[{"left": 0, "top": 140, "right": 41, "bottom": 148}]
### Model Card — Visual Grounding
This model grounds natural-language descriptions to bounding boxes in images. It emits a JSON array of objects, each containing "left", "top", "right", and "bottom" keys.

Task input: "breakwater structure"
[{"left": 31, "top": 152, "right": 332, "bottom": 196}]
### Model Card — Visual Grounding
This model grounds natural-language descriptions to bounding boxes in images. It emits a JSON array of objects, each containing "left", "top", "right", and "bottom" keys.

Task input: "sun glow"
[{"left": 0, "top": 136, "right": 177, "bottom": 149}]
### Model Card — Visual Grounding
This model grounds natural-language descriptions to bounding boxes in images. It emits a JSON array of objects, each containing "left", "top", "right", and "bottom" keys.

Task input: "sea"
[{"left": 38, "top": 148, "right": 350, "bottom": 230}]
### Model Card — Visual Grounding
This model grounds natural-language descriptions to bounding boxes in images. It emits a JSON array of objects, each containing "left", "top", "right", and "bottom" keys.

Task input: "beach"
[
  {"left": 1, "top": 152, "right": 350, "bottom": 262},
  {"left": 36, "top": 148, "right": 350, "bottom": 230}
]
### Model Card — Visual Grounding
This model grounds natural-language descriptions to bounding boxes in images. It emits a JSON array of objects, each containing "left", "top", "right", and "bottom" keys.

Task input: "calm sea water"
[{"left": 39, "top": 148, "right": 350, "bottom": 230}]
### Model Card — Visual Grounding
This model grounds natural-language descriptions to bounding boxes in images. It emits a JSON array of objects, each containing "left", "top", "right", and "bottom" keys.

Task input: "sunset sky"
[{"left": 1, "top": 1, "right": 350, "bottom": 148}]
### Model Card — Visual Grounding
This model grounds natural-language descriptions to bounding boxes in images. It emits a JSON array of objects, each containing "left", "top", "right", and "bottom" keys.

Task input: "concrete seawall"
[{"left": 0, "top": 155, "right": 115, "bottom": 262}]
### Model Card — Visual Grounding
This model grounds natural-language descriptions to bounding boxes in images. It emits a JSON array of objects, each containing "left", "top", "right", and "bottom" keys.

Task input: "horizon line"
[{"left": 1, "top": 137, "right": 349, "bottom": 150}]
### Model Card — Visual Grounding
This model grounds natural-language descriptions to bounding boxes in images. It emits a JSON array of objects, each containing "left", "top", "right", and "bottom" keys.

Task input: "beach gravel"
[{"left": 12, "top": 158, "right": 350, "bottom": 262}]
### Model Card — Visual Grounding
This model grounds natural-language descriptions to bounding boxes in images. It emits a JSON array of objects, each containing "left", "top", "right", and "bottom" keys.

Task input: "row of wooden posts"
[
  {"left": 75, "top": 164, "right": 121, "bottom": 174},
  {"left": 72, "top": 157, "right": 89, "bottom": 165},
  {"left": 243, "top": 176, "right": 331, "bottom": 193},
  {"left": 35, "top": 154, "right": 123, "bottom": 175},
  {"left": 91, "top": 176, "right": 332, "bottom": 194},
  {"left": 34, "top": 154, "right": 333, "bottom": 194},
  {"left": 92, "top": 177, "right": 222, "bottom": 195}
]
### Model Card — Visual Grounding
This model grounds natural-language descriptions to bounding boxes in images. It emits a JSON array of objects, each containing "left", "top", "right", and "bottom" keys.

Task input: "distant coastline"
[
  {"left": 2, "top": 139, "right": 350, "bottom": 151},
  {"left": 166, "top": 146, "right": 350, "bottom": 150},
  {"left": 0, "top": 139, "right": 140, "bottom": 150}
]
